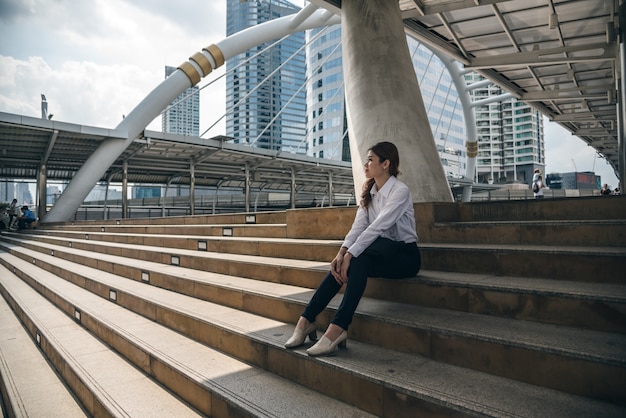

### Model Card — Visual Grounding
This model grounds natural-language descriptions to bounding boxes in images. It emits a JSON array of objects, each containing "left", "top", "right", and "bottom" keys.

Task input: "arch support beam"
[
  {"left": 341, "top": 0, "right": 452, "bottom": 202},
  {"left": 43, "top": 8, "right": 340, "bottom": 223}
]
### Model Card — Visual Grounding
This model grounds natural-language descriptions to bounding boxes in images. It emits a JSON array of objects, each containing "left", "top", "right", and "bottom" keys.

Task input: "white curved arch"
[{"left": 44, "top": 7, "right": 340, "bottom": 223}]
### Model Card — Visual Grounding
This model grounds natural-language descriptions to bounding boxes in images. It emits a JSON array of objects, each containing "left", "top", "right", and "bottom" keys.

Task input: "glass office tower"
[
  {"left": 226, "top": 0, "right": 307, "bottom": 153},
  {"left": 305, "top": 26, "right": 467, "bottom": 178},
  {"left": 161, "top": 66, "right": 200, "bottom": 136}
]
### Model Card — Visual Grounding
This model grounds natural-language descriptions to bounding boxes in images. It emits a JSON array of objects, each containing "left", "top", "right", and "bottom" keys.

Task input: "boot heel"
[
  {"left": 308, "top": 330, "right": 318, "bottom": 342},
  {"left": 338, "top": 339, "right": 347, "bottom": 348}
]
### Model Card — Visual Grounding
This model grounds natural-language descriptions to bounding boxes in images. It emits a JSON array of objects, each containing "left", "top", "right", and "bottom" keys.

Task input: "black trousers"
[{"left": 301, "top": 237, "right": 421, "bottom": 330}]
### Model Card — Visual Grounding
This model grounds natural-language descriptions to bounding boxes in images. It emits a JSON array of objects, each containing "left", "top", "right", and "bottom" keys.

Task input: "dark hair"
[{"left": 360, "top": 141, "right": 400, "bottom": 208}]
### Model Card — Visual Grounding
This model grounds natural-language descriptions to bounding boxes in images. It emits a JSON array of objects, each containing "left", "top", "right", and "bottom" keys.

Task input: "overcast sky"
[{"left": 0, "top": 0, "right": 619, "bottom": 189}]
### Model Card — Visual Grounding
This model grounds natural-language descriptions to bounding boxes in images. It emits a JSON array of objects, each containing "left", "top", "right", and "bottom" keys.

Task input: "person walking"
[
  {"left": 8, "top": 198, "right": 18, "bottom": 229},
  {"left": 532, "top": 169, "right": 545, "bottom": 199},
  {"left": 284, "top": 141, "right": 421, "bottom": 356}
]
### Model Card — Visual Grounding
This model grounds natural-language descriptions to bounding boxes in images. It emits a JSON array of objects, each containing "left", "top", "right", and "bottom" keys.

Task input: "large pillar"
[
  {"left": 122, "top": 161, "right": 128, "bottom": 219},
  {"left": 342, "top": 0, "right": 453, "bottom": 202},
  {"left": 37, "top": 164, "right": 47, "bottom": 221},
  {"left": 616, "top": 1, "right": 626, "bottom": 185},
  {"left": 189, "top": 158, "right": 196, "bottom": 215}
]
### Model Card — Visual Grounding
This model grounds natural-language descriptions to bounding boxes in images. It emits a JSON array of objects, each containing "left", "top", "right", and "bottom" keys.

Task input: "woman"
[
  {"left": 532, "top": 169, "right": 544, "bottom": 199},
  {"left": 285, "top": 141, "right": 421, "bottom": 356}
]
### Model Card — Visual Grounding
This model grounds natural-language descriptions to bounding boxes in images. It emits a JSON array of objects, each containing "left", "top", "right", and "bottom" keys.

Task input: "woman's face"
[{"left": 364, "top": 150, "right": 388, "bottom": 179}]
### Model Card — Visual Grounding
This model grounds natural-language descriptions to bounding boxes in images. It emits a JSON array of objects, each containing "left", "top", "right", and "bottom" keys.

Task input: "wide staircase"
[{"left": 1, "top": 196, "right": 625, "bottom": 417}]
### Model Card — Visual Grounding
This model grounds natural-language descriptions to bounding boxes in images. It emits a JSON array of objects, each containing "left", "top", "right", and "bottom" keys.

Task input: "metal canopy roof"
[
  {"left": 0, "top": 113, "right": 355, "bottom": 196},
  {"left": 315, "top": 0, "right": 621, "bottom": 175}
]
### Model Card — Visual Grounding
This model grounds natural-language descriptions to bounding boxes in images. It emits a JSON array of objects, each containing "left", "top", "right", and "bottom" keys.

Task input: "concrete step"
[
  {"left": 26, "top": 229, "right": 341, "bottom": 262},
  {"left": 0, "top": 287, "right": 87, "bottom": 418},
  {"left": 1, "top": 251, "right": 624, "bottom": 417},
  {"left": 38, "top": 217, "right": 626, "bottom": 248},
  {"left": 429, "top": 197, "right": 626, "bottom": 223},
  {"left": 42, "top": 223, "right": 289, "bottom": 238},
  {"left": 429, "top": 219, "right": 626, "bottom": 246},
  {"left": 1, "top": 240, "right": 625, "bottom": 404},
  {"left": 0, "top": 257, "right": 373, "bottom": 418},
  {"left": 0, "top": 264, "right": 203, "bottom": 418},
  {"left": 46, "top": 211, "right": 287, "bottom": 227},
  {"left": 2, "top": 234, "right": 625, "bottom": 335},
  {"left": 12, "top": 227, "right": 626, "bottom": 285},
  {"left": 419, "top": 242, "right": 626, "bottom": 283}
]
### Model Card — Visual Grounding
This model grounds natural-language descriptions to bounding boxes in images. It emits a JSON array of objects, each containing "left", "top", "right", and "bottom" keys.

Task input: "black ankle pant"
[{"left": 301, "top": 237, "right": 421, "bottom": 330}]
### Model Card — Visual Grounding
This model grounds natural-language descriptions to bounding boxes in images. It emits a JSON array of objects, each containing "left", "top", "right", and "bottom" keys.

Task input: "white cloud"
[
  {"left": 0, "top": 0, "right": 227, "bottom": 131},
  {"left": 0, "top": 0, "right": 619, "bottom": 190},
  {"left": 544, "top": 117, "right": 619, "bottom": 189}
]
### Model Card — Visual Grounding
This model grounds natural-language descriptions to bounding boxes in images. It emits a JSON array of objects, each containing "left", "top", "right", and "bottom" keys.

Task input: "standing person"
[
  {"left": 284, "top": 141, "right": 421, "bottom": 356},
  {"left": 600, "top": 184, "right": 612, "bottom": 196},
  {"left": 532, "top": 169, "right": 545, "bottom": 199},
  {"left": 8, "top": 198, "right": 18, "bottom": 229}
]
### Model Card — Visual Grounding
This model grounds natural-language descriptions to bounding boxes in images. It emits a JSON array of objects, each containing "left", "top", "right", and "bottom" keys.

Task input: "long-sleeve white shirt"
[{"left": 342, "top": 176, "right": 418, "bottom": 258}]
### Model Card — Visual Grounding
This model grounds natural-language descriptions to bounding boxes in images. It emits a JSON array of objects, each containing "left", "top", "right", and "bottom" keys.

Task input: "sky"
[{"left": 0, "top": 0, "right": 620, "bottom": 190}]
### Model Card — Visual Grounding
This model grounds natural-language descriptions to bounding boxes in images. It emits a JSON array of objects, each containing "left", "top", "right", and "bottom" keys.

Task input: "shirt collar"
[{"left": 370, "top": 175, "right": 397, "bottom": 198}]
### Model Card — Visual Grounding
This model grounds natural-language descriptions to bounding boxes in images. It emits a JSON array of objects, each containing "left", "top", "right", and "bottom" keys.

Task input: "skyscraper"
[
  {"left": 306, "top": 25, "right": 348, "bottom": 161},
  {"left": 162, "top": 65, "right": 200, "bottom": 136},
  {"left": 306, "top": 25, "right": 467, "bottom": 178},
  {"left": 465, "top": 72, "right": 545, "bottom": 184},
  {"left": 226, "top": 0, "right": 306, "bottom": 153}
]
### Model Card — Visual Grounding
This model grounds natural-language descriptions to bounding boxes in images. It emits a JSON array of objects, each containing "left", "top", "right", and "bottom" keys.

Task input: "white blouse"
[{"left": 342, "top": 176, "right": 418, "bottom": 258}]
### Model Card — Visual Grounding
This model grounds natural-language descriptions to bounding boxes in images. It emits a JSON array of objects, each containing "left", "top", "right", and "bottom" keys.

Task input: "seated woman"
[{"left": 285, "top": 141, "right": 421, "bottom": 356}]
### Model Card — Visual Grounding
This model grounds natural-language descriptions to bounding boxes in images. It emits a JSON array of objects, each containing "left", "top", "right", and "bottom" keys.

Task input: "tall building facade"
[
  {"left": 161, "top": 65, "right": 200, "bottom": 136},
  {"left": 465, "top": 73, "right": 545, "bottom": 184},
  {"left": 306, "top": 25, "right": 348, "bottom": 161},
  {"left": 305, "top": 26, "right": 467, "bottom": 178},
  {"left": 226, "top": 0, "right": 307, "bottom": 153}
]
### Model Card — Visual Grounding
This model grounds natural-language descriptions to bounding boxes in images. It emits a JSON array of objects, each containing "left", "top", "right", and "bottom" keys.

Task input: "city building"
[
  {"left": 464, "top": 73, "right": 545, "bottom": 185},
  {"left": 224, "top": 5, "right": 543, "bottom": 184},
  {"left": 546, "top": 172, "right": 600, "bottom": 190},
  {"left": 305, "top": 25, "right": 467, "bottom": 177},
  {"left": 1, "top": 182, "right": 33, "bottom": 205},
  {"left": 226, "top": 0, "right": 307, "bottom": 153},
  {"left": 161, "top": 66, "right": 200, "bottom": 136}
]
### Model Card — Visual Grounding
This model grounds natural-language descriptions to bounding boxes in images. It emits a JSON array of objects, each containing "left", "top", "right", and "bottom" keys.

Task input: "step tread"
[
  {"left": 0, "top": 287, "right": 87, "bottom": 418},
  {"left": 33, "top": 229, "right": 342, "bottom": 245},
  {"left": 3, "top": 252, "right": 625, "bottom": 417},
  {"left": 0, "top": 264, "right": 202, "bottom": 418},
  {"left": 6, "top": 234, "right": 626, "bottom": 302},
  {"left": 0, "top": 257, "right": 376, "bottom": 418},
  {"left": 22, "top": 229, "right": 626, "bottom": 256},
  {"left": 4, "top": 240, "right": 625, "bottom": 366},
  {"left": 421, "top": 241, "right": 626, "bottom": 254},
  {"left": 47, "top": 223, "right": 288, "bottom": 229},
  {"left": 435, "top": 219, "right": 626, "bottom": 226}
]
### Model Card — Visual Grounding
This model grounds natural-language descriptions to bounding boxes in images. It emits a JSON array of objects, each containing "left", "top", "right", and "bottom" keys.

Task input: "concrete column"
[
  {"left": 122, "top": 161, "right": 128, "bottom": 219},
  {"left": 37, "top": 164, "right": 47, "bottom": 221},
  {"left": 617, "top": 2, "right": 626, "bottom": 184},
  {"left": 244, "top": 164, "right": 250, "bottom": 213},
  {"left": 328, "top": 171, "right": 334, "bottom": 207},
  {"left": 290, "top": 168, "right": 296, "bottom": 209},
  {"left": 189, "top": 159, "right": 196, "bottom": 215},
  {"left": 342, "top": 0, "right": 453, "bottom": 202}
]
